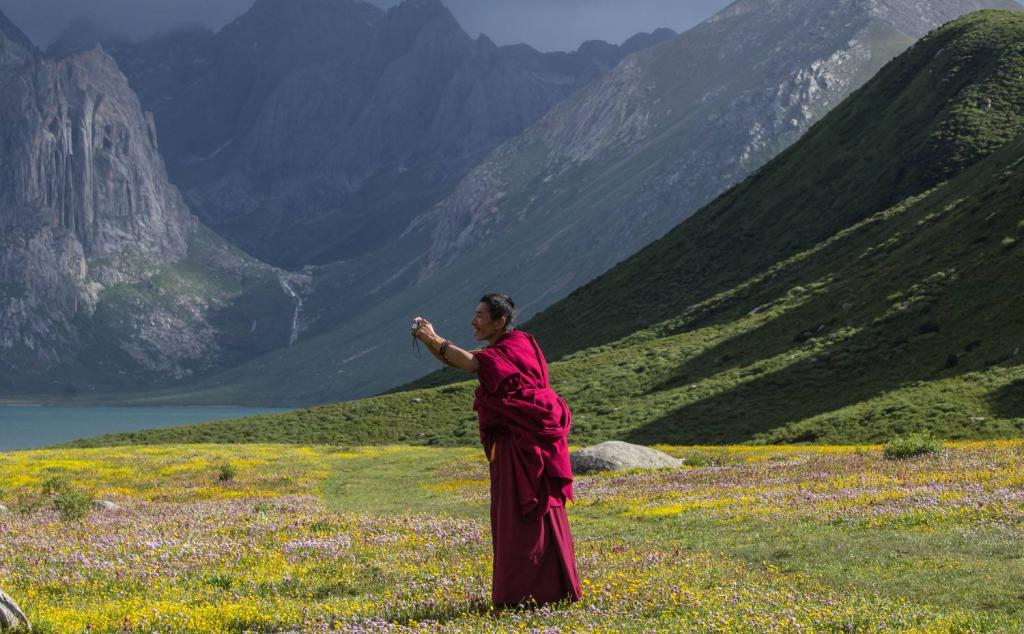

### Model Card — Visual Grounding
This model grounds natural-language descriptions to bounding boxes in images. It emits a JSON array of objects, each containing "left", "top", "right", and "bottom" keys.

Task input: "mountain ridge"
[
  {"left": 68, "top": 10, "right": 1024, "bottom": 447},
  {"left": 76, "top": 0, "right": 675, "bottom": 268},
  {"left": 0, "top": 7, "right": 33, "bottom": 51}
]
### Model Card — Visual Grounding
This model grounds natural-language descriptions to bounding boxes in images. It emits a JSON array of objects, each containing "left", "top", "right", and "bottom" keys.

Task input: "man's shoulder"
[{"left": 498, "top": 330, "right": 535, "bottom": 348}]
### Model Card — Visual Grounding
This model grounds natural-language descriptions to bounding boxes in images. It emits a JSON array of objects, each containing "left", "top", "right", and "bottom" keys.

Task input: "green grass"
[
  {"left": 317, "top": 443, "right": 1024, "bottom": 623},
  {"left": 323, "top": 446, "right": 486, "bottom": 517}
]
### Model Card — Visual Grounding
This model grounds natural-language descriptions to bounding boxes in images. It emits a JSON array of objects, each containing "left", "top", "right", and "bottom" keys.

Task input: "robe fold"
[{"left": 474, "top": 330, "right": 582, "bottom": 607}]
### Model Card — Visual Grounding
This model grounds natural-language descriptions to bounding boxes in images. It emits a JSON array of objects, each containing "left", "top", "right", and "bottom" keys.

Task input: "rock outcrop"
[
  {"left": 570, "top": 441, "right": 682, "bottom": 474},
  {"left": 0, "top": 588, "right": 29, "bottom": 631}
]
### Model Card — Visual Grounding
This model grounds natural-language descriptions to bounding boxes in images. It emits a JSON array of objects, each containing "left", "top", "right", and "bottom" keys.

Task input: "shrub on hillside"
[
  {"left": 16, "top": 476, "right": 97, "bottom": 521},
  {"left": 40, "top": 475, "right": 69, "bottom": 496},
  {"left": 52, "top": 488, "right": 94, "bottom": 522},
  {"left": 883, "top": 433, "right": 944, "bottom": 459},
  {"left": 218, "top": 463, "right": 237, "bottom": 482}
]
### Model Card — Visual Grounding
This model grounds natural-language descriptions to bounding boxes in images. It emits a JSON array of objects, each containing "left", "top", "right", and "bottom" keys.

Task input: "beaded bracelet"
[{"left": 439, "top": 340, "right": 451, "bottom": 365}]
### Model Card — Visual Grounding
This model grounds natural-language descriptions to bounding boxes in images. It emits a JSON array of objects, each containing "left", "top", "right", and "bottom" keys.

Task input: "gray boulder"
[
  {"left": 570, "top": 441, "right": 682, "bottom": 474},
  {"left": 0, "top": 588, "right": 29, "bottom": 631},
  {"left": 93, "top": 500, "right": 120, "bottom": 512}
]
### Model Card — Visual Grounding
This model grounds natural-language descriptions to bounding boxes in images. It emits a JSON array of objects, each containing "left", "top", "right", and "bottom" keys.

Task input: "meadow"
[{"left": 1, "top": 441, "right": 1022, "bottom": 632}]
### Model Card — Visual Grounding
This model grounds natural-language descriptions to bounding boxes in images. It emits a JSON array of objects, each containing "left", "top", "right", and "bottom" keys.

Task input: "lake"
[{"left": 0, "top": 405, "right": 291, "bottom": 451}]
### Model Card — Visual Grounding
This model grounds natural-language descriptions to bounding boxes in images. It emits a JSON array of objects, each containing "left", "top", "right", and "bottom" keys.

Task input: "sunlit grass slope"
[
  {"left": 66, "top": 12, "right": 1024, "bottom": 449},
  {"left": 2, "top": 442, "right": 1023, "bottom": 632},
  {"left": 527, "top": 10, "right": 1024, "bottom": 358}
]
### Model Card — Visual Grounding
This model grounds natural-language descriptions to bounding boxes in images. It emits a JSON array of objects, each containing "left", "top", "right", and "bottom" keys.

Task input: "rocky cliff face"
[
  {"left": 0, "top": 19, "right": 200, "bottom": 372},
  {"left": 0, "top": 15, "right": 296, "bottom": 390},
  {"left": 71, "top": 0, "right": 674, "bottom": 268}
]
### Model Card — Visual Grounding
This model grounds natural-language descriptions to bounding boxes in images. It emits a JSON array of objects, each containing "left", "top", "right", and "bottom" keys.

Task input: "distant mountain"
[
  {"left": 142, "top": 0, "right": 1019, "bottom": 407},
  {"left": 79, "top": 10, "right": 1024, "bottom": 447},
  {"left": 46, "top": 16, "right": 129, "bottom": 57},
  {"left": 0, "top": 12, "right": 296, "bottom": 396},
  {"left": 61, "top": 0, "right": 675, "bottom": 268}
]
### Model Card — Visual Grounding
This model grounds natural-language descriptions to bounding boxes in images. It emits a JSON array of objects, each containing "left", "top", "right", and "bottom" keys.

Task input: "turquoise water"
[{"left": 0, "top": 405, "right": 290, "bottom": 451}]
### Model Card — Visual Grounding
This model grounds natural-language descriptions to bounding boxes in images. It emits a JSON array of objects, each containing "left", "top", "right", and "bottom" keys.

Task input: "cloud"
[{"left": 0, "top": 0, "right": 732, "bottom": 52}]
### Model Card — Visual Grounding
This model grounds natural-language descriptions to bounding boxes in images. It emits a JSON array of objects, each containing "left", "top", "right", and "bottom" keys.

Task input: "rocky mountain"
[
  {"left": 140, "top": 0, "right": 1018, "bottom": 406},
  {"left": 64, "top": 0, "right": 675, "bottom": 268},
  {"left": 0, "top": 12, "right": 295, "bottom": 396},
  {"left": 88, "top": 10, "right": 1024, "bottom": 447}
]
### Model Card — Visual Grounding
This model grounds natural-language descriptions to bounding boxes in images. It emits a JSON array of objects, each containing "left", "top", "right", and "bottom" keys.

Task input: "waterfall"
[{"left": 278, "top": 275, "right": 303, "bottom": 346}]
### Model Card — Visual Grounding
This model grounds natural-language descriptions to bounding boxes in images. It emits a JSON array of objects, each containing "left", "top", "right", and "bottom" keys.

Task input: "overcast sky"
[{"left": 0, "top": 0, "right": 733, "bottom": 52}]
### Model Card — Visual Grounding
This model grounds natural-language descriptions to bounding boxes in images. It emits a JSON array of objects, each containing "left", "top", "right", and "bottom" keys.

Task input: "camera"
[{"left": 411, "top": 318, "right": 424, "bottom": 332}]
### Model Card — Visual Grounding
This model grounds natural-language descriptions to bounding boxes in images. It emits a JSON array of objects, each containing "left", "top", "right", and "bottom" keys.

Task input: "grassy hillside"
[
  {"left": 65, "top": 11, "right": 1024, "bottom": 449},
  {"left": 528, "top": 9, "right": 1024, "bottom": 358}
]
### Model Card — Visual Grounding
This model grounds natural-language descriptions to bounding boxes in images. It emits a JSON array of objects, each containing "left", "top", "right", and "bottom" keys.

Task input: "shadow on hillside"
[
  {"left": 989, "top": 375, "right": 1024, "bottom": 419},
  {"left": 649, "top": 284, "right": 850, "bottom": 395},
  {"left": 623, "top": 311, "right": 982, "bottom": 444}
]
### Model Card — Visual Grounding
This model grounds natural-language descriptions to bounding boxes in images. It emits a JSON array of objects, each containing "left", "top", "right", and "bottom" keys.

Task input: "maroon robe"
[{"left": 473, "top": 330, "right": 582, "bottom": 607}]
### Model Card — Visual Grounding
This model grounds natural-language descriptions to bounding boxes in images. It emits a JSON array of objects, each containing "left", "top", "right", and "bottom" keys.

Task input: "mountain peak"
[
  {"left": 239, "top": 0, "right": 385, "bottom": 31},
  {"left": 47, "top": 16, "right": 110, "bottom": 57},
  {"left": 0, "top": 9, "right": 34, "bottom": 52},
  {"left": 389, "top": 0, "right": 453, "bottom": 18},
  {"left": 386, "top": 0, "right": 460, "bottom": 32},
  {"left": 620, "top": 28, "right": 677, "bottom": 56}
]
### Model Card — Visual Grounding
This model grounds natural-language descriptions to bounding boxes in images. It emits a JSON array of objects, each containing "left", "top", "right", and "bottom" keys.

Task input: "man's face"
[{"left": 471, "top": 302, "right": 505, "bottom": 341}]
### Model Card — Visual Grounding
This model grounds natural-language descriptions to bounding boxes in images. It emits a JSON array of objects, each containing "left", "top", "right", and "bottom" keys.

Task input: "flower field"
[{"left": 1, "top": 442, "right": 1022, "bottom": 632}]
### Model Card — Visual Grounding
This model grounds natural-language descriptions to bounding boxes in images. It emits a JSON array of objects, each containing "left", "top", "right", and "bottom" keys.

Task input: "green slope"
[
  {"left": 66, "top": 10, "right": 1024, "bottom": 448},
  {"left": 528, "top": 9, "right": 1024, "bottom": 359}
]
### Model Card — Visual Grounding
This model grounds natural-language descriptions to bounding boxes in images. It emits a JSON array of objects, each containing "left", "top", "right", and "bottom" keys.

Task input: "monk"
[{"left": 412, "top": 293, "right": 582, "bottom": 608}]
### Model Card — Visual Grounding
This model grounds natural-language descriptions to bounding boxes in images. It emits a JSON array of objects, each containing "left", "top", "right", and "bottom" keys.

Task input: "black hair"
[{"left": 480, "top": 293, "right": 516, "bottom": 330}]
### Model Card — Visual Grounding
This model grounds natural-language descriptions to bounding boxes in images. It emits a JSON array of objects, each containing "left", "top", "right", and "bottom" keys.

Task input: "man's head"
[{"left": 472, "top": 293, "right": 516, "bottom": 342}]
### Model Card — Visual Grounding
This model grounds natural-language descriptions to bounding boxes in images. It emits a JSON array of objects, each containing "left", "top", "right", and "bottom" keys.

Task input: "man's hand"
[{"left": 412, "top": 316, "right": 438, "bottom": 343}]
